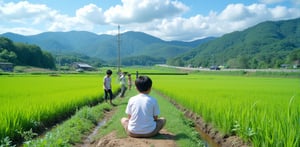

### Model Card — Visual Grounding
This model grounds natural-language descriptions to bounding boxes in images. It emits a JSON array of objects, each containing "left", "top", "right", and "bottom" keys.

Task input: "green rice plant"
[
  {"left": 152, "top": 74, "right": 300, "bottom": 147},
  {"left": 0, "top": 74, "right": 120, "bottom": 145}
]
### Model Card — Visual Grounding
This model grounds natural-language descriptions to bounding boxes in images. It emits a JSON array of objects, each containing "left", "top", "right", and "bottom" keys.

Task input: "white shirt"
[
  {"left": 126, "top": 93, "right": 160, "bottom": 134},
  {"left": 119, "top": 75, "right": 127, "bottom": 85},
  {"left": 103, "top": 75, "right": 111, "bottom": 89}
]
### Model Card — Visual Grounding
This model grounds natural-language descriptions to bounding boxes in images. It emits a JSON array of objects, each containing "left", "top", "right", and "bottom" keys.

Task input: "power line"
[{"left": 117, "top": 25, "right": 121, "bottom": 73}]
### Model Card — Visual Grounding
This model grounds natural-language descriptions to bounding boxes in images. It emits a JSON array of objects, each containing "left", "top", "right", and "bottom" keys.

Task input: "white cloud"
[
  {"left": 0, "top": 1, "right": 107, "bottom": 34},
  {"left": 104, "top": 0, "right": 188, "bottom": 24},
  {"left": 219, "top": 4, "right": 254, "bottom": 21},
  {"left": 48, "top": 15, "right": 78, "bottom": 32},
  {"left": 0, "top": 1, "right": 53, "bottom": 24},
  {"left": 270, "top": 6, "right": 289, "bottom": 18},
  {"left": 0, "top": 1, "right": 300, "bottom": 41},
  {"left": 102, "top": 2, "right": 300, "bottom": 41},
  {"left": 145, "top": 15, "right": 211, "bottom": 41},
  {"left": 0, "top": 1, "right": 66, "bottom": 34},
  {"left": 76, "top": 4, "right": 105, "bottom": 24},
  {"left": 49, "top": 4, "right": 107, "bottom": 32},
  {"left": 133, "top": 3, "right": 300, "bottom": 41}
]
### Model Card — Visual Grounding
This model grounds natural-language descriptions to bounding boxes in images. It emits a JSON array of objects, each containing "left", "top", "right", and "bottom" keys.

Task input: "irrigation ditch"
[{"left": 78, "top": 110, "right": 114, "bottom": 147}]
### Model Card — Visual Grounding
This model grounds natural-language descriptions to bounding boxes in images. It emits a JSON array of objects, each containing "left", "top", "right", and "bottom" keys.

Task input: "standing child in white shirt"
[
  {"left": 121, "top": 76, "right": 166, "bottom": 137},
  {"left": 103, "top": 69, "right": 114, "bottom": 105},
  {"left": 119, "top": 72, "right": 127, "bottom": 98}
]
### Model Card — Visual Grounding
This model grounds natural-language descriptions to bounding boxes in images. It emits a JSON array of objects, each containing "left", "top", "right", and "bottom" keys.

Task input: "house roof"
[
  {"left": 0, "top": 62, "right": 13, "bottom": 65},
  {"left": 74, "top": 62, "right": 92, "bottom": 68}
]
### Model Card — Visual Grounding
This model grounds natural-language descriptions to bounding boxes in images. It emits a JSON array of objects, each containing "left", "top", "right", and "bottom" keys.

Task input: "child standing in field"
[
  {"left": 121, "top": 76, "right": 166, "bottom": 137},
  {"left": 127, "top": 74, "right": 132, "bottom": 90},
  {"left": 103, "top": 69, "right": 114, "bottom": 105},
  {"left": 119, "top": 72, "right": 127, "bottom": 98}
]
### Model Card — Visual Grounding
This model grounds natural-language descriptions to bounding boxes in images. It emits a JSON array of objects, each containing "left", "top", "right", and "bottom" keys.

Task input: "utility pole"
[{"left": 117, "top": 25, "right": 121, "bottom": 74}]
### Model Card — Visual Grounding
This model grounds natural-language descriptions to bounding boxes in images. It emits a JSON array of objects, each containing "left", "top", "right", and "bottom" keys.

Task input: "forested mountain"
[
  {"left": 1, "top": 31, "right": 214, "bottom": 62},
  {"left": 3, "top": 18, "right": 299, "bottom": 69},
  {"left": 0, "top": 37, "right": 55, "bottom": 69},
  {"left": 168, "top": 17, "right": 300, "bottom": 69}
]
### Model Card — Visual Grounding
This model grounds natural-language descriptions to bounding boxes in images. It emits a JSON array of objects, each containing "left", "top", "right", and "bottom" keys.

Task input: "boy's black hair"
[
  {"left": 106, "top": 69, "right": 112, "bottom": 75},
  {"left": 135, "top": 76, "right": 152, "bottom": 92}
]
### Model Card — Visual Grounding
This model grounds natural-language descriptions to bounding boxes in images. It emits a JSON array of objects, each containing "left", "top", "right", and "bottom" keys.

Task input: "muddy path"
[{"left": 76, "top": 90, "right": 250, "bottom": 147}]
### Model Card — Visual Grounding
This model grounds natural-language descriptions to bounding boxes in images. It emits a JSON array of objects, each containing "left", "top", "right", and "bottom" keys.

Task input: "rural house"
[
  {"left": 0, "top": 62, "right": 13, "bottom": 72},
  {"left": 72, "top": 62, "right": 94, "bottom": 71}
]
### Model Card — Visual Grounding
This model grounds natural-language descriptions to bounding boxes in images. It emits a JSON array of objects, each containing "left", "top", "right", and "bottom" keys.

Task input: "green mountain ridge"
[
  {"left": 3, "top": 17, "right": 299, "bottom": 68},
  {"left": 168, "top": 17, "right": 300, "bottom": 69},
  {"left": 1, "top": 31, "right": 214, "bottom": 61}
]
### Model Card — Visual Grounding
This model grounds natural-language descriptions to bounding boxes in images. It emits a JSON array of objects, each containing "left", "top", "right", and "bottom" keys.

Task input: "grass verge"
[
  {"left": 95, "top": 89, "right": 205, "bottom": 146},
  {"left": 21, "top": 103, "right": 113, "bottom": 147}
]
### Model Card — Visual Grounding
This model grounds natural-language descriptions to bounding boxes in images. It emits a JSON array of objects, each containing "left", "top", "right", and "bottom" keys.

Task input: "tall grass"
[
  {"left": 152, "top": 74, "right": 300, "bottom": 146},
  {"left": 0, "top": 74, "right": 119, "bottom": 144}
]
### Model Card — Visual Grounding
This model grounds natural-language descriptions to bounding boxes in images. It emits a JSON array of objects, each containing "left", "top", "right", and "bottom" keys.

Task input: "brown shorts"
[{"left": 121, "top": 117, "right": 166, "bottom": 138}]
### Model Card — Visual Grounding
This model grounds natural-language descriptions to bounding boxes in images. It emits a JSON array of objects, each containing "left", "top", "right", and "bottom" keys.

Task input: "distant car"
[{"left": 210, "top": 66, "right": 220, "bottom": 70}]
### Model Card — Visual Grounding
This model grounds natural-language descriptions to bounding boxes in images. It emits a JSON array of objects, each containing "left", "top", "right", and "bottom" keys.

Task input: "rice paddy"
[
  {"left": 0, "top": 74, "right": 120, "bottom": 144},
  {"left": 151, "top": 74, "right": 300, "bottom": 146},
  {"left": 0, "top": 69, "right": 299, "bottom": 146}
]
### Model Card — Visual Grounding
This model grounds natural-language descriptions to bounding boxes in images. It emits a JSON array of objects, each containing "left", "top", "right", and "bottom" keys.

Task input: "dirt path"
[
  {"left": 76, "top": 105, "right": 176, "bottom": 147},
  {"left": 93, "top": 129, "right": 176, "bottom": 147}
]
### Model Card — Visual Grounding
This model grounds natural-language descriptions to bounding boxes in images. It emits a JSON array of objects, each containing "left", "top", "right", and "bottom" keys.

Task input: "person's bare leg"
[
  {"left": 156, "top": 117, "right": 166, "bottom": 132},
  {"left": 121, "top": 117, "right": 129, "bottom": 130},
  {"left": 149, "top": 117, "right": 166, "bottom": 136},
  {"left": 133, "top": 117, "right": 166, "bottom": 138}
]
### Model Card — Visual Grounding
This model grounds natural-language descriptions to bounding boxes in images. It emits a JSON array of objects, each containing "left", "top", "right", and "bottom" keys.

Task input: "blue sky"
[{"left": 0, "top": 0, "right": 300, "bottom": 41}]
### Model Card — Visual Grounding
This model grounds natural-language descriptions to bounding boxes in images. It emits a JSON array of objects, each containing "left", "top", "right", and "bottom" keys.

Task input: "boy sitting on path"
[{"left": 121, "top": 76, "right": 166, "bottom": 138}]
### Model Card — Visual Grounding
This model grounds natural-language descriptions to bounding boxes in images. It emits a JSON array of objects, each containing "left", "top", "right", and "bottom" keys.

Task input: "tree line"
[{"left": 0, "top": 37, "right": 55, "bottom": 69}]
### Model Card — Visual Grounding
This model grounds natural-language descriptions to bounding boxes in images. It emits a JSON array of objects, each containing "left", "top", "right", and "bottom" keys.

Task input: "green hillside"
[
  {"left": 0, "top": 37, "right": 55, "bottom": 69},
  {"left": 168, "top": 17, "right": 300, "bottom": 69},
  {"left": 1, "top": 31, "right": 212, "bottom": 62}
]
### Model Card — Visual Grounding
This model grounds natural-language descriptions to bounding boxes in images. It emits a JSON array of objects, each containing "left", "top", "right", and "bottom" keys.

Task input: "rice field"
[
  {"left": 151, "top": 74, "right": 300, "bottom": 147},
  {"left": 1, "top": 69, "right": 299, "bottom": 146},
  {"left": 0, "top": 74, "right": 120, "bottom": 144}
]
